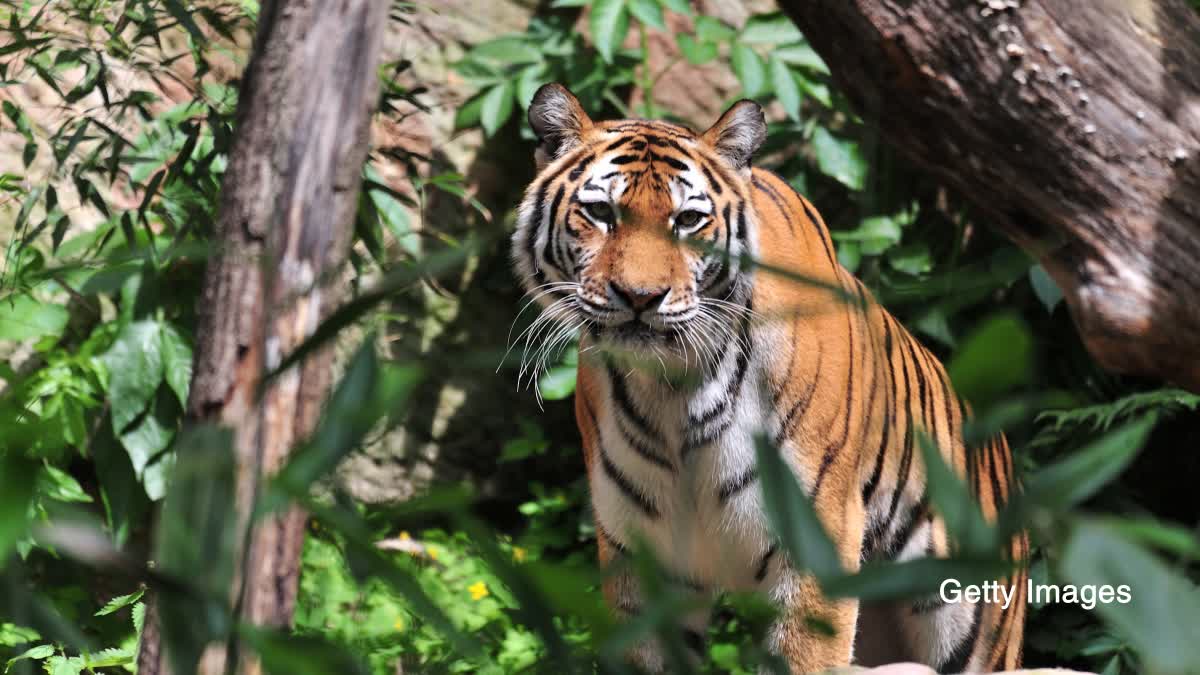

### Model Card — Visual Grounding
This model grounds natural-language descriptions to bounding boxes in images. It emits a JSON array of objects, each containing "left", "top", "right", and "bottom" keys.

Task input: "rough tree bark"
[
  {"left": 777, "top": 0, "right": 1200, "bottom": 391},
  {"left": 136, "top": 1, "right": 387, "bottom": 674}
]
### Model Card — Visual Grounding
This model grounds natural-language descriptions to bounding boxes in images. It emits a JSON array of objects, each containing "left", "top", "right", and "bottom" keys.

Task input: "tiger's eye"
[
  {"left": 674, "top": 210, "right": 705, "bottom": 231},
  {"left": 584, "top": 202, "right": 615, "bottom": 223}
]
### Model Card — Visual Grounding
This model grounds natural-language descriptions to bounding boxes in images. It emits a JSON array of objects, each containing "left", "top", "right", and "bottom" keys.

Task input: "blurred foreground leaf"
[{"left": 1061, "top": 520, "right": 1200, "bottom": 675}]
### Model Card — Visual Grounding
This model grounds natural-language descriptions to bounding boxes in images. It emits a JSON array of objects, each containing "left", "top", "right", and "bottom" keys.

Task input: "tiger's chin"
[{"left": 591, "top": 322, "right": 703, "bottom": 384}]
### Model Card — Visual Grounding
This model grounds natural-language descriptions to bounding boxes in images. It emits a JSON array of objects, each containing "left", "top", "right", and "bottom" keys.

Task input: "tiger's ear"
[
  {"left": 702, "top": 100, "right": 766, "bottom": 171},
  {"left": 528, "top": 83, "right": 593, "bottom": 169}
]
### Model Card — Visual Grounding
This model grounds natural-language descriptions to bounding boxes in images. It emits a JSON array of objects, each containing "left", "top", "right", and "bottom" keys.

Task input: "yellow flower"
[
  {"left": 393, "top": 617, "right": 405, "bottom": 631},
  {"left": 512, "top": 547, "right": 527, "bottom": 563},
  {"left": 399, "top": 531, "right": 411, "bottom": 541},
  {"left": 426, "top": 545, "right": 438, "bottom": 561},
  {"left": 468, "top": 581, "right": 489, "bottom": 601}
]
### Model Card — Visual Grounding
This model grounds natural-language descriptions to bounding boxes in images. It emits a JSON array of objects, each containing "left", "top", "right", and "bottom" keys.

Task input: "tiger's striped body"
[{"left": 512, "top": 84, "right": 1026, "bottom": 673}]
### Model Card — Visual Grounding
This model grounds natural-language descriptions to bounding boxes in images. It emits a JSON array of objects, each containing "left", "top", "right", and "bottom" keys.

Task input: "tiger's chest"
[{"left": 590, "top": 354, "right": 785, "bottom": 591}]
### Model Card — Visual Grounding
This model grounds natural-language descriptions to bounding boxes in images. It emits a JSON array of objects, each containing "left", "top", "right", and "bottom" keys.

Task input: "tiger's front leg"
[
  {"left": 598, "top": 531, "right": 713, "bottom": 672},
  {"left": 759, "top": 487, "right": 867, "bottom": 673},
  {"left": 763, "top": 572, "right": 859, "bottom": 672}
]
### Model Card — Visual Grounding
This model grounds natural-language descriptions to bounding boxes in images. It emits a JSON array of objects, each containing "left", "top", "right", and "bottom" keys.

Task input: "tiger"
[{"left": 510, "top": 83, "right": 1027, "bottom": 673}]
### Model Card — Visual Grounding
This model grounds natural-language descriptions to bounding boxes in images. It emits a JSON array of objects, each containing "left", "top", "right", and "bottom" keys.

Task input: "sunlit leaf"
[
  {"left": 590, "top": 0, "right": 630, "bottom": 63},
  {"left": 677, "top": 33, "right": 717, "bottom": 65},
  {"left": 739, "top": 12, "right": 803, "bottom": 44},
  {"left": 480, "top": 80, "right": 515, "bottom": 137},
  {"left": 811, "top": 126, "right": 866, "bottom": 190},
  {"left": 627, "top": 0, "right": 665, "bottom": 30},
  {"left": 95, "top": 589, "right": 145, "bottom": 617},
  {"left": 0, "top": 296, "right": 68, "bottom": 341},
  {"left": 731, "top": 44, "right": 766, "bottom": 98},
  {"left": 769, "top": 57, "right": 801, "bottom": 121},
  {"left": 947, "top": 314, "right": 1033, "bottom": 411}
]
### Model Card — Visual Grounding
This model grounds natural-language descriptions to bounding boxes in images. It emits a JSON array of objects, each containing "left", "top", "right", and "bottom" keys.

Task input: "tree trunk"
[
  {"left": 136, "top": 1, "right": 386, "bottom": 674},
  {"left": 777, "top": 0, "right": 1200, "bottom": 391}
]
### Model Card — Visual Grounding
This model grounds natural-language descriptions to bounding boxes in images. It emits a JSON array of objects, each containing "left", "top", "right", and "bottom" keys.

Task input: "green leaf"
[
  {"left": 0, "top": 454, "right": 37, "bottom": 561},
  {"left": 1060, "top": 520, "right": 1200, "bottom": 675},
  {"left": 118, "top": 401, "right": 175, "bottom": 501},
  {"left": 1001, "top": 417, "right": 1155, "bottom": 533},
  {"left": 887, "top": 243, "right": 933, "bottom": 275},
  {"left": 276, "top": 337, "right": 421, "bottom": 492},
  {"left": 627, "top": 0, "right": 665, "bottom": 30},
  {"left": 469, "top": 37, "right": 543, "bottom": 65},
  {"left": 82, "top": 647, "right": 132, "bottom": 668},
  {"left": 240, "top": 627, "right": 367, "bottom": 675},
  {"left": 773, "top": 42, "right": 829, "bottom": 74},
  {"left": 0, "top": 295, "right": 69, "bottom": 341},
  {"left": 479, "top": 81, "right": 515, "bottom": 137},
  {"left": 1029, "top": 264, "right": 1063, "bottom": 312},
  {"left": 917, "top": 431, "right": 994, "bottom": 555},
  {"left": 946, "top": 314, "right": 1032, "bottom": 410},
  {"left": 1094, "top": 516, "right": 1200, "bottom": 560},
  {"left": 102, "top": 320, "right": 165, "bottom": 434},
  {"left": 769, "top": 57, "right": 801, "bottom": 121},
  {"left": 159, "top": 323, "right": 192, "bottom": 408},
  {"left": 740, "top": 12, "right": 803, "bottom": 44},
  {"left": 538, "top": 365, "right": 577, "bottom": 400},
  {"left": 0, "top": 624, "right": 40, "bottom": 648},
  {"left": 454, "top": 91, "right": 486, "bottom": 130},
  {"left": 5, "top": 644, "right": 54, "bottom": 672},
  {"left": 95, "top": 588, "right": 145, "bottom": 616},
  {"left": 658, "top": 0, "right": 691, "bottom": 15},
  {"left": 811, "top": 127, "right": 866, "bottom": 190},
  {"left": 731, "top": 44, "right": 766, "bottom": 98},
  {"left": 590, "top": 0, "right": 630, "bottom": 63},
  {"left": 754, "top": 436, "right": 841, "bottom": 581},
  {"left": 676, "top": 33, "right": 717, "bottom": 65},
  {"left": 155, "top": 426, "right": 238, "bottom": 675},
  {"left": 823, "top": 556, "right": 1012, "bottom": 603},
  {"left": 46, "top": 656, "right": 84, "bottom": 675},
  {"left": 38, "top": 465, "right": 93, "bottom": 504},
  {"left": 695, "top": 16, "right": 735, "bottom": 42}
]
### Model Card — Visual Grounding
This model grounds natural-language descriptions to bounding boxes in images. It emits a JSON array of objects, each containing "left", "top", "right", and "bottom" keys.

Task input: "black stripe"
[
  {"left": 752, "top": 176, "right": 793, "bottom": 232},
  {"left": 525, "top": 150, "right": 584, "bottom": 283},
  {"left": 701, "top": 163, "right": 723, "bottom": 195},
  {"left": 546, "top": 185, "right": 568, "bottom": 276},
  {"left": 606, "top": 137, "right": 634, "bottom": 151},
  {"left": 717, "top": 468, "right": 758, "bottom": 503},
  {"left": 600, "top": 446, "right": 660, "bottom": 518},
  {"left": 862, "top": 319, "right": 896, "bottom": 507},
  {"left": 687, "top": 318, "right": 751, "bottom": 429},
  {"left": 797, "top": 196, "right": 838, "bottom": 268},
  {"left": 610, "top": 154, "right": 640, "bottom": 164},
  {"left": 607, "top": 366, "right": 664, "bottom": 444},
  {"left": 813, "top": 286, "right": 863, "bottom": 496},
  {"left": 774, "top": 347, "right": 822, "bottom": 446},
  {"left": 754, "top": 544, "right": 778, "bottom": 581},
  {"left": 884, "top": 496, "right": 928, "bottom": 559},
  {"left": 650, "top": 151, "right": 688, "bottom": 171},
  {"left": 883, "top": 335, "right": 917, "bottom": 527},
  {"left": 614, "top": 414, "right": 676, "bottom": 472},
  {"left": 941, "top": 598, "right": 983, "bottom": 673},
  {"left": 568, "top": 154, "right": 595, "bottom": 180}
]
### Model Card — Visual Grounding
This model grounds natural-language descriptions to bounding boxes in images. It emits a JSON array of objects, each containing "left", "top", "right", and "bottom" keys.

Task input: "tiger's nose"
[{"left": 609, "top": 282, "right": 669, "bottom": 313}]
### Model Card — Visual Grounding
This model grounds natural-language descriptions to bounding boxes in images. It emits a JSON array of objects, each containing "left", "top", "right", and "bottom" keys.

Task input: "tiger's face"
[{"left": 512, "top": 84, "right": 766, "bottom": 370}]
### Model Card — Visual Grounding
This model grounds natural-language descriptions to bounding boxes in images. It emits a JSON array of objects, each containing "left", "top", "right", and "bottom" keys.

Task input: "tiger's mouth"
[{"left": 596, "top": 320, "right": 682, "bottom": 350}]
